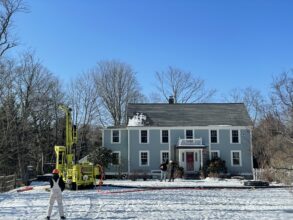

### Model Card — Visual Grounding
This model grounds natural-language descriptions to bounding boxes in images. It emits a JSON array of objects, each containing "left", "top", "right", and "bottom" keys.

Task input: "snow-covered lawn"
[
  {"left": 0, "top": 179, "right": 292, "bottom": 220},
  {"left": 103, "top": 177, "right": 275, "bottom": 188}
]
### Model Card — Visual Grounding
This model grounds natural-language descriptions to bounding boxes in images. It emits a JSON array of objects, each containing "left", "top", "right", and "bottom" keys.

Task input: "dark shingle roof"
[{"left": 127, "top": 103, "right": 252, "bottom": 127}]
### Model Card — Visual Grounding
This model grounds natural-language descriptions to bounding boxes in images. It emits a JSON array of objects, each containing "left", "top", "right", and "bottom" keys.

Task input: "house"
[{"left": 102, "top": 99, "right": 253, "bottom": 178}]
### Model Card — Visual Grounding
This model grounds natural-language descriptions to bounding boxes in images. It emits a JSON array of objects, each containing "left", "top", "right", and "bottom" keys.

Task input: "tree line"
[{"left": 0, "top": 0, "right": 292, "bottom": 183}]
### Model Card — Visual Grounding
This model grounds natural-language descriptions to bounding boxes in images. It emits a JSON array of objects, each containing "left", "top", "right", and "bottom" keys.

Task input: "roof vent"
[{"left": 169, "top": 96, "right": 174, "bottom": 104}]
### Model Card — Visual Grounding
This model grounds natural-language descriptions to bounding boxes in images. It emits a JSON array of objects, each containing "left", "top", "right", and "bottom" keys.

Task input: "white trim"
[
  {"left": 169, "top": 130, "right": 171, "bottom": 160},
  {"left": 210, "top": 150, "right": 220, "bottom": 159},
  {"left": 208, "top": 143, "right": 212, "bottom": 160},
  {"left": 178, "top": 149, "right": 201, "bottom": 172},
  {"left": 139, "top": 129, "right": 149, "bottom": 144},
  {"left": 160, "top": 129, "right": 169, "bottom": 144},
  {"left": 184, "top": 129, "right": 194, "bottom": 139},
  {"left": 231, "top": 150, "right": 242, "bottom": 167},
  {"left": 116, "top": 125, "right": 252, "bottom": 130},
  {"left": 200, "top": 149, "right": 203, "bottom": 168},
  {"left": 102, "top": 129, "right": 105, "bottom": 147},
  {"left": 180, "top": 151, "right": 185, "bottom": 163},
  {"left": 210, "top": 129, "right": 219, "bottom": 144},
  {"left": 230, "top": 129, "right": 241, "bottom": 144},
  {"left": 250, "top": 128, "right": 253, "bottom": 173},
  {"left": 194, "top": 151, "right": 198, "bottom": 162},
  {"left": 160, "top": 150, "right": 169, "bottom": 163},
  {"left": 208, "top": 129, "right": 211, "bottom": 159},
  {"left": 139, "top": 150, "right": 150, "bottom": 166},
  {"left": 111, "top": 129, "right": 121, "bottom": 144},
  {"left": 112, "top": 151, "right": 121, "bottom": 165},
  {"left": 128, "top": 129, "right": 130, "bottom": 176}
]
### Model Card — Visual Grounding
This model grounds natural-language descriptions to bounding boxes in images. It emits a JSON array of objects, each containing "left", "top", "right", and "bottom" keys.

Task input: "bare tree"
[
  {"left": 224, "top": 87, "right": 271, "bottom": 175},
  {"left": 0, "top": 51, "right": 66, "bottom": 177},
  {"left": 271, "top": 71, "right": 293, "bottom": 129},
  {"left": 155, "top": 66, "right": 215, "bottom": 103},
  {"left": 67, "top": 71, "right": 103, "bottom": 157},
  {"left": 0, "top": 0, "right": 26, "bottom": 57},
  {"left": 252, "top": 113, "right": 283, "bottom": 168},
  {"left": 93, "top": 60, "right": 145, "bottom": 126},
  {"left": 223, "top": 87, "right": 266, "bottom": 127},
  {"left": 68, "top": 71, "right": 101, "bottom": 127},
  {"left": 15, "top": 53, "right": 60, "bottom": 176},
  {"left": 248, "top": 71, "right": 293, "bottom": 184},
  {"left": 0, "top": 58, "right": 18, "bottom": 175},
  {"left": 269, "top": 71, "right": 293, "bottom": 170}
]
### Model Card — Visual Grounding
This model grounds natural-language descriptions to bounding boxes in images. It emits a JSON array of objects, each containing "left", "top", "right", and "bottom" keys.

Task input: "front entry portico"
[
  {"left": 178, "top": 149, "right": 203, "bottom": 173},
  {"left": 177, "top": 138, "right": 206, "bottom": 173}
]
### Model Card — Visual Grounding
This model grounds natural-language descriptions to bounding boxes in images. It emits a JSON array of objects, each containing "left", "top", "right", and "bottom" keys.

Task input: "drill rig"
[{"left": 54, "top": 105, "right": 101, "bottom": 190}]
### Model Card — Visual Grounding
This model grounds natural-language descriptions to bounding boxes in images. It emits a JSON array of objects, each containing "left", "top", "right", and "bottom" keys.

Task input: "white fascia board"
[{"left": 125, "top": 125, "right": 252, "bottom": 130}]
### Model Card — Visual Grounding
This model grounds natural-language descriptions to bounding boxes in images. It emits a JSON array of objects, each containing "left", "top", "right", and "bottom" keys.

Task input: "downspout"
[
  {"left": 201, "top": 149, "right": 203, "bottom": 168},
  {"left": 208, "top": 129, "right": 211, "bottom": 160},
  {"left": 128, "top": 129, "right": 130, "bottom": 176},
  {"left": 250, "top": 127, "right": 253, "bottom": 176},
  {"left": 102, "top": 129, "right": 104, "bottom": 148},
  {"left": 169, "top": 129, "right": 171, "bottom": 161}
]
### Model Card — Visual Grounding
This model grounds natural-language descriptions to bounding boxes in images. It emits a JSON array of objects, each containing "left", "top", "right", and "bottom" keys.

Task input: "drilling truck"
[{"left": 54, "top": 105, "right": 101, "bottom": 190}]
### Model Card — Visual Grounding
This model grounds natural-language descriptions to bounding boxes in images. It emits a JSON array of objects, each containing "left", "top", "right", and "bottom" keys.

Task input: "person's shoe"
[
  {"left": 46, "top": 217, "right": 50, "bottom": 220},
  {"left": 60, "top": 217, "right": 66, "bottom": 219}
]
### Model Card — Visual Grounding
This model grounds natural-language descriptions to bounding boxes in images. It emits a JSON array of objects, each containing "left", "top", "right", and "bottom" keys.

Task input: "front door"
[{"left": 186, "top": 152, "right": 194, "bottom": 172}]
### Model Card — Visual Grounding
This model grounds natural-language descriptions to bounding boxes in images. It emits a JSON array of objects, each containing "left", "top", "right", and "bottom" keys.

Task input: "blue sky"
[{"left": 12, "top": 0, "right": 293, "bottom": 100}]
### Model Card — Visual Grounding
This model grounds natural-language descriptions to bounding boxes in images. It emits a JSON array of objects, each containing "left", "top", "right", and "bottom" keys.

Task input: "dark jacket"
[
  {"left": 160, "top": 163, "right": 168, "bottom": 171},
  {"left": 49, "top": 174, "right": 65, "bottom": 192}
]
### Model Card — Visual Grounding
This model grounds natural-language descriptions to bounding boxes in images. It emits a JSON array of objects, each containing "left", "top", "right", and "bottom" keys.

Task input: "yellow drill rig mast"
[{"left": 54, "top": 105, "right": 100, "bottom": 190}]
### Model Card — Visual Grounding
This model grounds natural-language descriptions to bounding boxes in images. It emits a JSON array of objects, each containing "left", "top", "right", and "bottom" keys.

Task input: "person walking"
[
  {"left": 160, "top": 160, "right": 168, "bottom": 181},
  {"left": 47, "top": 169, "right": 66, "bottom": 220},
  {"left": 168, "top": 160, "right": 176, "bottom": 182}
]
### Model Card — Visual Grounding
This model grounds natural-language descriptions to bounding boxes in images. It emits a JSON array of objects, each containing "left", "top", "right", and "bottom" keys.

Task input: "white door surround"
[{"left": 178, "top": 149, "right": 202, "bottom": 172}]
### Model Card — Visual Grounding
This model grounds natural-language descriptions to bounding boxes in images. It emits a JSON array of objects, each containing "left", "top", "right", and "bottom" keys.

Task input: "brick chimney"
[{"left": 169, "top": 96, "right": 174, "bottom": 104}]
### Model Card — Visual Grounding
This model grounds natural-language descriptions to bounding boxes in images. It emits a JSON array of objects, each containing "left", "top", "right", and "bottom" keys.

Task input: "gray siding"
[
  {"left": 103, "top": 129, "right": 128, "bottom": 174},
  {"left": 211, "top": 129, "right": 252, "bottom": 174},
  {"left": 170, "top": 129, "right": 184, "bottom": 161},
  {"left": 129, "top": 129, "right": 169, "bottom": 173},
  {"left": 103, "top": 127, "right": 253, "bottom": 176},
  {"left": 194, "top": 129, "right": 209, "bottom": 146}
]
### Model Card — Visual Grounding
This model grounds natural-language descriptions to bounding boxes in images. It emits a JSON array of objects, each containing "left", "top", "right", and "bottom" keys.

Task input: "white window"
[
  {"left": 161, "top": 130, "right": 169, "bottom": 143},
  {"left": 139, "top": 151, "right": 149, "bottom": 166},
  {"left": 231, "top": 151, "right": 242, "bottom": 166},
  {"left": 112, "top": 151, "right": 120, "bottom": 165},
  {"left": 111, "top": 130, "right": 120, "bottom": 143},
  {"left": 231, "top": 129, "right": 240, "bottom": 144},
  {"left": 211, "top": 150, "right": 220, "bottom": 160},
  {"left": 140, "top": 130, "right": 148, "bottom": 143},
  {"left": 210, "top": 130, "right": 218, "bottom": 143},
  {"left": 161, "top": 151, "right": 169, "bottom": 163},
  {"left": 186, "top": 130, "right": 193, "bottom": 139}
]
